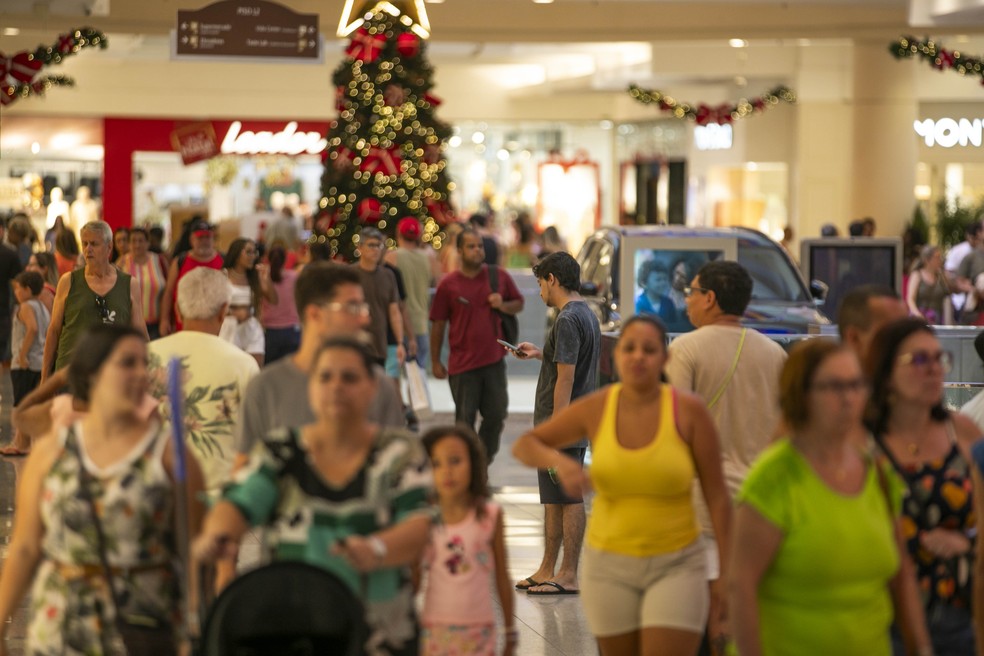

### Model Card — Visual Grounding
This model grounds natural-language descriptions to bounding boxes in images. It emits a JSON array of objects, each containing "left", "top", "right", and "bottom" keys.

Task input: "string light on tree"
[{"left": 889, "top": 35, "right": 984, "bottom": 85}]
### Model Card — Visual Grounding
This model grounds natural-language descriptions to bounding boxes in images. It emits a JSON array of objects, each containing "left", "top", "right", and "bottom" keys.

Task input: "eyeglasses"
[
  {"left": 683, "top": 286, "right": 710, "bottom": 298},
  {"left": 94, "top": 295, "right": 110, "bottom": 322},
  {"left": 323, "top": 301, "right": 370, "bottom": 317},
  {"left": 897, "top": 350, "right": 953, "bottom": 372},
  {"left": 811, "top": 378, "right": 869, "bottom": 395},
  {"left": 361, "top": 242, "right": 384, "bottom": 250}
]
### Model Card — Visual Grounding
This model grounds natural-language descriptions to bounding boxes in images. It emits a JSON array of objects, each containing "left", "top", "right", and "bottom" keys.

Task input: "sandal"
[{"left": 0, "top": 446, "right": 29, "bottom": 457}]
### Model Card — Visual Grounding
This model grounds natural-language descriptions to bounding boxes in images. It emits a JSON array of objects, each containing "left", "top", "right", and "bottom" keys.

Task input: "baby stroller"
[{"left": 198, "top": 561, "right": 368, "bottom": 656}]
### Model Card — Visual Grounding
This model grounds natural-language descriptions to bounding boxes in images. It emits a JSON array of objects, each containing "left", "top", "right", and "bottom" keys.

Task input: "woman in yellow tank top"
[{"left": 513, "top": 315, "right": 731, "bottom": 656}]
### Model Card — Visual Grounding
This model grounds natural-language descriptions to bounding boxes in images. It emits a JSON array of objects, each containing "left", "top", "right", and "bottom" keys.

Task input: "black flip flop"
[
  {"left": 515, "top": 576, "right": 541, "bottom": 591},
  {"left": 527, "top": 581, "right": 579, "bottom": 596}
]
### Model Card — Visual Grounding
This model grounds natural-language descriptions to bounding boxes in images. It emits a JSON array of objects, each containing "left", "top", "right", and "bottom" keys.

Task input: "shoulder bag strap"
[
  {"left": 707, "top": 328, "right": 747, "bottom": 410},
  {"left": 69, "top": 428, "right": 128, "bottom": 631},
  {"left": 488, "top": 264, "right": 499, "bottom": 294}
]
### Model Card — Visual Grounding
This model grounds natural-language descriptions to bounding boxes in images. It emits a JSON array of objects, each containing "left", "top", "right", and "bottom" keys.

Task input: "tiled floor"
[{"left": 0, "top": 374, "right": 598, "bottom": 655}]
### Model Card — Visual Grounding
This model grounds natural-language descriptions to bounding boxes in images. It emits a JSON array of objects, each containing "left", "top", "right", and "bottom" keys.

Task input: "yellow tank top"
[{"left": 587, "top": 384, "right": 699, "bottom": 556}]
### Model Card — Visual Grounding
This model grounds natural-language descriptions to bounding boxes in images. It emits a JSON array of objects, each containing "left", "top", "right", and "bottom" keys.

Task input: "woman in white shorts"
[{"left": 513, "top": 314, "right": 732, "bottom": 656}]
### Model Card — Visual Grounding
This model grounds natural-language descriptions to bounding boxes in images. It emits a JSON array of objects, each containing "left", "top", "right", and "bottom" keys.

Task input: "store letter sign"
[
  {"left": 221, "top": 121, "right": 328, "bottom": 155},
  {"left": 914, "top": 118, "right": 983, "bottom": 148}
]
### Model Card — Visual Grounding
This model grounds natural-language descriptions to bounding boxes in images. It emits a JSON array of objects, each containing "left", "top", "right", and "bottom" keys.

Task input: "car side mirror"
[
  {"left": 809, "top": 280, "right": 828, "bottom": 304},
  {"left": 580, "top": 281, "right": 599, "bottom": 296}
]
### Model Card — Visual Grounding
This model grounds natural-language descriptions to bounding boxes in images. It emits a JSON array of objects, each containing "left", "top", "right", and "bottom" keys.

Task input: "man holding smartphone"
[
  {"left": 511, "top": 251, "right": 600, "bottom": 596},
  {"left": 430, "top": 227, "right": 523, "bottom": 463}
]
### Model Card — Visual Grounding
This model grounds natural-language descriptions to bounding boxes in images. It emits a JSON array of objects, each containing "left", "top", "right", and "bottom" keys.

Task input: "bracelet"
[{"left": 368, "top": 535, "right": 388, "bottom": 563}]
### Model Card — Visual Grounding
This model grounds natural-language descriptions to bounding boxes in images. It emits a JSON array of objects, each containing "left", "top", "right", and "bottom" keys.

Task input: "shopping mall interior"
[{"left": 3, "top": 0, "right": 984, "bottom": 257}]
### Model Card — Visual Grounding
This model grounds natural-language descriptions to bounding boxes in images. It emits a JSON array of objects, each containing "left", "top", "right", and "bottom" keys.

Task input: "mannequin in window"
[
  {"left": 70, "top": 186, "right": 98, "bottom": 239},
  {"left": 46, "top": 188, "right": 70, "bottom": 231}
]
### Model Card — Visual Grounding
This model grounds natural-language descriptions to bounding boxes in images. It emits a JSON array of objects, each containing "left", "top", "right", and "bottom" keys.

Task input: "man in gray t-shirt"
[
  {"left": 235, "top": 263, "right": 404, "bottom": 461},
  {"left": 511, "top": 252, "right": 600, "bottom": 596}
]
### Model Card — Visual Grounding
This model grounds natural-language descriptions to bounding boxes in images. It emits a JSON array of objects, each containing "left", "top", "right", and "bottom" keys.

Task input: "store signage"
[
  {"left": 221, "top": 121, "right": 328, "bottom": 155},
  {"left": 914, "top": 118, "right": 984, "bottom": 148},
  {"left": 175, "top": 0, "right": 320, "bottom": 61},
  {"left": 694, "top": 123, "right": 733, "bottom": 151},
  {"left": 170, "top": 122, "right": 220, "bottom": 165}
]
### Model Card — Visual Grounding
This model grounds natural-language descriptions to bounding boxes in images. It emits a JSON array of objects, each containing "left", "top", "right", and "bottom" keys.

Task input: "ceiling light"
[
  {"left": 31, "top": 142, "right": 40, "bottom": 155},
  {"left": 729, "top": 39, "right": 748, "bottom": 48},
  {"left": 3, "top": 28, "right": 20, "bottom": 36},
  {"left": 533, "top": 0, "right": 555, "bottom": 4}
]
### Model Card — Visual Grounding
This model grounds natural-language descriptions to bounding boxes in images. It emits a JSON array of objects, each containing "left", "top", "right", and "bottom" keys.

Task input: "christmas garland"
[
  {"left": 889, "top": 36, "right": 984, "bottom": 84},
  {"left": 1, "top": 27, "right": 107, "bottom": 106},
  {"left": 628, "top": 84, "right": 796, "bottom": 125}
]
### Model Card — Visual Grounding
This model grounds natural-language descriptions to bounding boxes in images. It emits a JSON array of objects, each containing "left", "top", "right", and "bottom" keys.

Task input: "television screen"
[
  {"left": 801, "top": 238, "right": 902, "bottom": 321},
  {"left": 632, "top": 248, "right": 726, "bottom": 333}
]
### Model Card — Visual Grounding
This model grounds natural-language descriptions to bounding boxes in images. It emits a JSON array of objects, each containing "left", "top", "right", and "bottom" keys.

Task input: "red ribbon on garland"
[
  {"left": 627, "top": 84, "right": 795, "bottom": 125},
  {"left": 0, "top": 27, "right": 106, "bottom": 107},
  {"left": 361, "top": 147, "right": 403, "bottom": 176},
  {"left": 890, "top": 36, "right": 984, "bottom": 85}
]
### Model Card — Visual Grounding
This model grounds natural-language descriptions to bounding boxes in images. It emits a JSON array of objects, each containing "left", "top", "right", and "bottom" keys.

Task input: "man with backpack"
[{"left": 430, "top": 227, "right": 523, "bottom": 463}]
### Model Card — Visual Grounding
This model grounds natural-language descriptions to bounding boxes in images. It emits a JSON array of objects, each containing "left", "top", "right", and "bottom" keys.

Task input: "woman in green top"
[
  {"left": 193, "top": 337, "right": 433, "bottom": 655},
  {"left": 729, "top": 339, "right": 931, "bottom": 656}
]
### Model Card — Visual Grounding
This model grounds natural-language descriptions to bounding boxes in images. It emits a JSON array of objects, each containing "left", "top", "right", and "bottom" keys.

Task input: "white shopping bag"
[{"left": 405, "top": 361, "right": 433, "bottom": 420}]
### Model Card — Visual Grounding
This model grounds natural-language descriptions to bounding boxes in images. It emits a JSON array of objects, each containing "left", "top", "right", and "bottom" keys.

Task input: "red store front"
[{"left": 103, "top": 117, "right": 330, "bottom": 243}]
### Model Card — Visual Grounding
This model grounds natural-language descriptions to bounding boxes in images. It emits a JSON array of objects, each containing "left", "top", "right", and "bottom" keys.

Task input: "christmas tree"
[{"left": 319, "top": 0, "right": 456, "bottom": 260}]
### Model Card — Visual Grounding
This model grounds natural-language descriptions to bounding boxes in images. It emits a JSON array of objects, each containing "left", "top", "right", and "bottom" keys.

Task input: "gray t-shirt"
[
  {"left": 957, "top": 249, "right": 984, "bottom": 284},
  {"left": 533, "top": 300, "right": 601, "bottom": 446},
  {"left": 236, "top": 356, "right": 405, "bottom": 454}
]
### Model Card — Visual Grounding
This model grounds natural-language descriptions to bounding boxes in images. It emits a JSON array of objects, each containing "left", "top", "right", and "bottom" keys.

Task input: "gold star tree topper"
[{"left": 337, "top": 0, "right": 431, "bottom": 39}]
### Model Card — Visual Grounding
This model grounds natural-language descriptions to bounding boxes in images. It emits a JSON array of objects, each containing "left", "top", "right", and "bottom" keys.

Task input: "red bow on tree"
[
  {"left": 426, "top": 199, "right": 453, "bottom": 226},
  {"left": 346, "top": 28, "right": 386, "bottom": 63},
  {"left": 361, "top": 147, "right": 402, "bottom": 176},
  {"left": 1, "top": 52, "right": 43, "bottom": 85},
  {"left": 359, "top": 198, "right": 383, "bottom": 222}
]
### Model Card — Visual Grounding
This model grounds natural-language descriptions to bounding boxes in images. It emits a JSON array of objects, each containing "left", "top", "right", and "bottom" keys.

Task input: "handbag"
[
  {"left": 70, "top": 429, "right": 178, "bottom": 656},
  {"left": 404, "top": 360, "right": 433, "bottom": 420},
  {"left": 488, "top": 264, "right": 519, "bottom": 344}
]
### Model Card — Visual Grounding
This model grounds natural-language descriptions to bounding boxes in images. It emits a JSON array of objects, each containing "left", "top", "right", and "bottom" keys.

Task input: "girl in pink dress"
[{"left": 420, "top": 426, "right": 516, "bottom": 656}]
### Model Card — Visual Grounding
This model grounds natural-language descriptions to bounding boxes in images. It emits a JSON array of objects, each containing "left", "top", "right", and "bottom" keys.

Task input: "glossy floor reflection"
[{"left": 0, "top": 381, "right": 597, "bottom": 655}]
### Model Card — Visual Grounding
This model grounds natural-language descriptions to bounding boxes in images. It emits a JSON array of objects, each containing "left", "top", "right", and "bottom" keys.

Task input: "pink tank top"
[{"left": 421, "top": 502, "right": 499, "bottom": 626}]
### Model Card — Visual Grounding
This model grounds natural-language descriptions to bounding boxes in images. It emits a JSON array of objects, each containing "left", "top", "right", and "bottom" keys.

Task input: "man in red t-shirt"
[
  {"left": 430, "top": 227, "right": 523, "bottom": 462},
  {"left": 159, "top": 219, "right": 225, "bottom": 335}
]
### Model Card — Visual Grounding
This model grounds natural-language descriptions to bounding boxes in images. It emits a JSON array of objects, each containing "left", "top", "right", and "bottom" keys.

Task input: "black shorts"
[
  {"left": 537, "top": 446, "right": 587, "bottom": 505},
  {"left": 11, "top": 369, "right": 41, "bottom": 406}
]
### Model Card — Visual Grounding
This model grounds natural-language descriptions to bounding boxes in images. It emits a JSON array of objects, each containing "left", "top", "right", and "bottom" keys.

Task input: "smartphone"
[{"left": 497, "top": 339, "right": 522, "bottom": 355}]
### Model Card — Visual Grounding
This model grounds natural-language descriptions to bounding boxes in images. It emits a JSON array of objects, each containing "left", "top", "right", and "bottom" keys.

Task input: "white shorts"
[{"left": 581, "top": 540, "right": 709, "bottom": 637}]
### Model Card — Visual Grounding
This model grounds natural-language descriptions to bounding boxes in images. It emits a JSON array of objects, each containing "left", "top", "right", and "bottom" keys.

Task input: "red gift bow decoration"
[
  {"left": 346, "top": 28, "right": 385, "bottom": 63},
  {"left": 359, "top": 198, "right": 383, "bottom": 222},
  {"left": 360, "top": 147, "right": 402, "bottom": 176},
  {"left": 423, "top": 92, "right": 442, "bottom": 107},
  {"left": 2, "top": 52, "right": 43, "bottom": 85},
  {"left": 426, "top": 199, "right": 453, "bottom": 226},
  {"left": 396, "top": 33, "right": 420, "bottom": 58}
]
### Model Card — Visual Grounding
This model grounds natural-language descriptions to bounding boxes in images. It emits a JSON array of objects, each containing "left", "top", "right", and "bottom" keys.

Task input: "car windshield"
[{"left": 738, "top": 242, "right": 810, "bottom": 302}]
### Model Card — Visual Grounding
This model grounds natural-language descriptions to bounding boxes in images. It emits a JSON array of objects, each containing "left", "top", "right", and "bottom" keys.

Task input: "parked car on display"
[{"left": 575, "top": 225, "right": 830, "bottom": 336}]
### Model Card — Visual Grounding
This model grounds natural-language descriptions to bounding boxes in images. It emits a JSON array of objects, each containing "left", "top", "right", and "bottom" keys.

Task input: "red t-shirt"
[{"left": 430, "top": 265, "right": 523, "bottom": 375}]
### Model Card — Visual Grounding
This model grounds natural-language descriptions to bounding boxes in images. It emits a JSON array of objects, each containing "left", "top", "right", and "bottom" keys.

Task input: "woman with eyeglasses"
[
  {"left": 864, "top": 318, "right": 979, "bottom": 656},
  {"left": 730, "top": 338, "right": 931, "bottom": 656}
]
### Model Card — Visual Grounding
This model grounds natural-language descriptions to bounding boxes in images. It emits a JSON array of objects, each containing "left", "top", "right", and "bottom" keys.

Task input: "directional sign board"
[{"left": 175, "top": 0, "right": 320, "bottom": 61}]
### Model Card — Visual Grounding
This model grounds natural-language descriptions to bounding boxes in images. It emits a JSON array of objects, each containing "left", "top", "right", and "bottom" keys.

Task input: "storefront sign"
[
  {"left": 221, "top": 121, "right": 328, "bottom": 155},
  {"left": 0, "top": 179, "right": 23, "bottom": 210},
  {"left": 175, "top": 0, "right": 320, "bottom": 60},
  {"left": 694, "top": 123, "right": 733, "bottom": 151},
  {"left": 170, "top": 122, "right": 220, "bottom": 165},
  {"left": 914, "top": 118, "right": 984, "bottom": 148}
]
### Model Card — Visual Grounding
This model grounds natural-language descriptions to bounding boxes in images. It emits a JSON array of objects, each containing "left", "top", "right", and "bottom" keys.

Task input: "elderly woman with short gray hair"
[{"left": 42, "top": 220, "right": 148, "bottom": 381}]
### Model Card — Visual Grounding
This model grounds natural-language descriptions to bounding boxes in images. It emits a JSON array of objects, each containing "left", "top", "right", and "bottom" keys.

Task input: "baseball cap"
[
  {"left": 190, "top": 219, "right": 214, "bottom": 237},
  {"left": 397, "top": 217, "right": 422, "bottom": 241}
]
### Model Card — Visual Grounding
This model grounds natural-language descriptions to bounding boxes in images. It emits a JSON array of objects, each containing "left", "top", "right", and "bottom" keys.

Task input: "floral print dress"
[{"left": 27, "top": 422, "right": 180, "bottom": 656}]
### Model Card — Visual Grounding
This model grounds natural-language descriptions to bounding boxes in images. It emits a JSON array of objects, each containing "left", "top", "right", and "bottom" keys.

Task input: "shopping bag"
[{"left": 405, "top": 361, "right": 433, "bottom": 420}]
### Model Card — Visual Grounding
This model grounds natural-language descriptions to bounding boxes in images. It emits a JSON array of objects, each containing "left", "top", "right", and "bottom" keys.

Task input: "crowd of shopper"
[{"left": 2, "top": 209, "right": 984, "bottom": 656}]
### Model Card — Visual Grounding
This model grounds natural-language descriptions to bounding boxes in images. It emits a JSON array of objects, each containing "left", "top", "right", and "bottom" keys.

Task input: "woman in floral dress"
[{"left": 0, "top": 324, "right": 206, "bottom": 655}]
